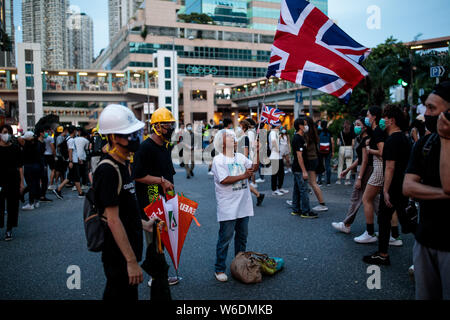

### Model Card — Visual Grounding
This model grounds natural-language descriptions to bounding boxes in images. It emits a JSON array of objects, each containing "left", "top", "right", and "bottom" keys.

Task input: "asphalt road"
[{"left": 0, "top": 164, "right": 415, "bottom": 300}]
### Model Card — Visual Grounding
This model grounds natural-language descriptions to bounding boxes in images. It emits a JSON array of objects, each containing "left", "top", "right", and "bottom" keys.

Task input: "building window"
[
  {"left": 164, "top": 57, "right": 171, "bottom": 68},
  {"left": 26, "top": 76, "right": 34, "bottom": 88},
  {"left": 25, "top": 64, "right": 34, "bottom": 75},
  {"left": 165, "top": 97, "right": 172, "bottom": 105},
  {"left": 26, "top": 89, "right": 35, "bottom": 100},
  {"left": 25, "top": 50, "right": 33, "bottom": 62},
  {"left": 27, "top": 102, "right": 35, "bottom": 114},
  {"left": 165, "top": 81, "right": 171, "bottom": 90},
  {"left": 191, "top": 90, "right": 207, "bottom": 101},
  {"left": 27, "top": 116, "right": 35, "bottom": 128},
  {"left": 165, "top": 69, "right": 171, "bottom": 79}
]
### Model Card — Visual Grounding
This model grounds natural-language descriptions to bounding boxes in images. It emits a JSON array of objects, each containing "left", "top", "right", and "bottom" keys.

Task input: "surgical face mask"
[
  {"left": 354, "top": 126, "right": 362, "bottom": 136},
  {"left": 187, "top": 126, "right": 192, "bottom": 131},
  {"left": 379, "top": 118, "right": 386, "bottom": 131},
  {"left": 318, "top": 126, "right": 322, "bottom": 131},
  {"left": 365, "top": 117, "right": 371, "bottom": 127},
  {"left": 1, "top": 133, "right": 11, "bottom": 143},
  {"left": 304, "top": 125, "right": 309, "bottom": 133},
  {"left": 44, "top": 132, "right": 49, "bottom": 138},
  {"left": 425, "top": 114, "right": 439, "bottom": 133},
  {"left": 282, "top": 129, "right": 287, "bottom": 134}
]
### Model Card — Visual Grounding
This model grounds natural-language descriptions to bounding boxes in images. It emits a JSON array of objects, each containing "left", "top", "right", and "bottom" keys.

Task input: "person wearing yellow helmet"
[{"left": 150, "top": 107, "right": 176, "bottom": 148}]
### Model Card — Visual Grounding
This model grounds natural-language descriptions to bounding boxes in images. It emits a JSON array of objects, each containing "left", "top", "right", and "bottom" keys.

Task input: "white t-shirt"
[
  {"left": 67, "top": 137, "right": 78, "bottom": 163},
  {"left": 211, "top": 152, "right": 254, "bottom": 222},
  {"left": 74, "top": 137, "right": 90, "bottom": 161},
  {"left": 44, "top": 136, "right": 54, "bottom": 155},
  {"left": 247, "top": 129, "right": 256, "bottom": 159},
  {"left": 269, "top": 130, "right": 281, "bottom": 160},
  {"left": 417, "top": 104, "right": 426, "bottom": 115}
]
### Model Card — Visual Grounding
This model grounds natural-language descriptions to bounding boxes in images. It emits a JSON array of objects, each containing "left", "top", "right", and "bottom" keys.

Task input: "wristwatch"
[{"left": 358, "top": 176, "right": 362, "bottom": 180}]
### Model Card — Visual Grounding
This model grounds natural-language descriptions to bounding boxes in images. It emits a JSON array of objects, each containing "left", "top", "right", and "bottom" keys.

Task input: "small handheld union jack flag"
[{"left": 260, "top": 105, "right": 285, "bottom": 127}]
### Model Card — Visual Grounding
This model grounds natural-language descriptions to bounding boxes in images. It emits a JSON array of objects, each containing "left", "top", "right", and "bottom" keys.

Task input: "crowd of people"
[{"left": 0, "top": 81, "right": 449, "bottom": 300}]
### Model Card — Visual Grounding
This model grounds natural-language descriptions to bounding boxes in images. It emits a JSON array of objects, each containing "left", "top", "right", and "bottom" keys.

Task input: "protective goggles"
[{"left": 116, "top": 129, "right": 143, "bottom": 141}]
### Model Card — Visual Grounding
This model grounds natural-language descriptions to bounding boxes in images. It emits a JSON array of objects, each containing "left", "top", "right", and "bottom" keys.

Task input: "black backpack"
[
  {"left": 83, "top": 159, "right": 122, "bottom": 252},
  {"left": 58, "top": 136, "right": 70, "bottom": 160}
]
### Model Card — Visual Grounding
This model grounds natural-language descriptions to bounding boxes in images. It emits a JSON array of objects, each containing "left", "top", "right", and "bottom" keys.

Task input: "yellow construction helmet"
[
  {"left": 150, "top": 107, "right": 176, "bottom": 124},
  {"left": 56, "top": 126, "right": 64, "bottom": 133}
]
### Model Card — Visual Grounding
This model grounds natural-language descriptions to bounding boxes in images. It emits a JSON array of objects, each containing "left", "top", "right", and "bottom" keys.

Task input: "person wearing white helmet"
[{"left": 92, "top": 104, "right": 158, "bottom": 300}]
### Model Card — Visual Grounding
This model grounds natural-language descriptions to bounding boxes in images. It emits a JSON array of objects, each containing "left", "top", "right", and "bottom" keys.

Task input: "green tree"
[{"left": 178, "top": 13, "right": 214, "bottom": 25}]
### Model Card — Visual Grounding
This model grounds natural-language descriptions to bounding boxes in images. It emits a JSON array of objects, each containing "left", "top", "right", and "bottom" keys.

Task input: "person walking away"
[
  {"left": 237, "top": 120, "right": 265, "bottom": 206},
  {"left": 54, "top": 126, "right": 67, "bottom": 187},
  {"left": 52, "top": 126, "right": 84, "bottom": 199},
  {"left": 182, "top": 123, "right": 195, "bottom": 179},
  {"left": 280, "top": 127, "right": 291, "bottom": 174},
  {"left": 403, "top": 81, "right": 450, "bottom": 300},
  {"left": 363, "top": 105, "right": 412, "bottom": 265},
  {"left": 332, "top": 118, "right": 374, "bottom": 234},
  {"left": 94, "top": 104, "right": 156, "bottom": 300},
  {"left": 290, "top": 117, "right": 317, "bottom": 219},
  {"left": 336, "top": 120, "right": 355, "bottom": 185},
  {"left": 304, "top": 116, "right": 328, "bottom": 212},
  {"left": 355, "top": 106, "right": 385, "bottom": 244},
  {"left": 36, "top": 127, "right": 52, "bottom": 203},
  {"left": 0, "top": 125, "right": 24, "bottom": 241},
  {"left": 74, "top": 130, "right": 90, "bottom": 189},
  {"left": 18, "top": 131, "right": 41, "bottom": 210},
  {"left": 133, "top": 107, "right": 180, "bottom": 288},
  {"left": 269, "top": 125, "right": 287, "bottom": 196},
  {"left": 43, "top": 126, "right": 56, "bottom": 190},
  {"left": 317, "top": 121, "right": 334, "bottom": 186},
  {"left": 211, "top": 129, "right": 260, "bottom": 282}
]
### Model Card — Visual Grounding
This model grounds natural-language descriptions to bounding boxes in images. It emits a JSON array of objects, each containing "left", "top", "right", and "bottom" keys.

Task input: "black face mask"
[
  {"left": 118, "top": 138, "right": 140, "bottom": 153},
  {"left": 425, "top": 115, "right": 439, "bottom": 133},
  {"left": 163, "top": 127, "right": 175, "bottom": 141}
]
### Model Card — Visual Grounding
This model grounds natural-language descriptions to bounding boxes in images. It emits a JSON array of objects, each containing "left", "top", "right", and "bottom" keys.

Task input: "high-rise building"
[
  {"left": 67, "top": 11, "right": 94, "bottom": 69},
  {"left": 108, "top": 0, "right": 144, "bottom": 44},
  {"left": 0, "top": 0, "right": 15, "bottom": 67},
  {"left": 184, "top": 0, "right": 328, "bottom": 31},
  {"left": 22, "top": 0, "right": 70, "bottom": 69}
]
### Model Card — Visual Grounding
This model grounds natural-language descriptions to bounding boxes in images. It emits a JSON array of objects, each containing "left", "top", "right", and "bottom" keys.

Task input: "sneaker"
[
  {"left": 34, "top": 201, "right": 40, "bottom": 208},
  {"left": 40, "top": 197, "right": 53, "bottom": 203},
  {"left": 250, "top": 182, "right": 258, "bottom": 188},
  {"left": 81, "top": 185, "right": 89, "bottom": 191},
  {"left": 345, "top": 181, "right": 352, "bottom": 186},
  {"left": 78, "top": 192, "right": 86, "bottom": 199},
  {"left": 354, "top": 231, "right": 377, "bottom": 244},
  {"left": 279, "top": 188, "right": 289, "bottom": 194},
  {"left": 147, "top": 278, "right": 153, "bottom": 287},
  {"left": 22, "top": 204, "right": 35, "bottom": 211},
  {"left": 272, "top": 190, "right": 283, "bottom": 196},
  {"left": 336, "top": 180, "right": 341, "bottom": 185},
  {"left": 48, "top": 185, "right": 56, "bottom": 191},
  {"left": 327, "top": 184, "right": 331, "bottom": 187},
  {"left": 53, "top": 189, "right": 64, "bottom": 200},
  {"left": 255, "top": 178, "right": 265, "bottom": 183},
  {"left": 301, "top": 211, "right": 318, "bottom": 219},
  {"left": 408, "top": 265, "right": 414, "bottom": 278},
  {"left": 363, "top": 252, "right": 391, "bottom": 266},
  {"left": 72, "top": 186, "right": 77, "bottom": 191},
  {"left": 208, "top": 171, "right": 214, "bottom": 176},
  {"left": 256, "top": 194, "right": 265, "bottom": 207},
  {"left": 168, "top": 276, "right": 180, "bottom": 286},
  {"left": 5, "top": 231, "right": 12, "bottom": 241},
  {"left": 332, "top": 222, "right": 351, "bottom": 234},
  {"left": 312, "top": 205, "right": 328, "bottom": 212},
  {"left": 286, "top": 200, "right": 293, "bottom": 206},
  {"left": 291, "top": 211, "right": 301, "bottom": 216},
  {"left": 215, "top": 272, "right": 228, "bottom": 282},
  {"left": 389, "top": 236, "right": 403, "bottom": 247}
]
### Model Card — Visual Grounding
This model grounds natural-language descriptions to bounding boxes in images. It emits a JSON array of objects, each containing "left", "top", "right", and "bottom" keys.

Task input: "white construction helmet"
[{"left": 98, "top": 104, "right": 145, "bottom": 135}]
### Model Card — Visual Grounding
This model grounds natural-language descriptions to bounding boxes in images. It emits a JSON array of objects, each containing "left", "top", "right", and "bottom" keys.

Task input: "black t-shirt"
[
  {"left": 355, "top": 135, "right": 371, "bottom": 166},
  {"left": 406, "top": 133, "right": 450, "bottom": 252},
  {"left": 93, "top": 155, "right": 143, "bottom": 263},
  {"left": 132, "top": 138, "right": 176, "bottom": 213},
  {"left": 339, "top": 130, "right": 355, "bottom": 146},
  {"left": 292, "top": 133, "right": 307, "bottom": 173},
  {"left": 382, "top": 132, "right": 411, "bottom": 196},
  {"left": 22, "top": 139, "right": 42, "bottom": 165},
  {"left": 0, "top": 144, "right": 23, "bottom": 185},
  {"left": 369, "top": 126, "right": 386, "bottom": 151}
]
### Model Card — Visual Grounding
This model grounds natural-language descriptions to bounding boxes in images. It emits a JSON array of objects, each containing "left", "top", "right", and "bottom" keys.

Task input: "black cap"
[{"left": 431, "top": 81, "right": 450, "bottom": 103}]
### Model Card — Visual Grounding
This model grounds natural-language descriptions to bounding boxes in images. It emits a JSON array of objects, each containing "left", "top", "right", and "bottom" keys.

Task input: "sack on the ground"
[
  {"left": 252, "top": 252, "right": 284, "bottom": 276},
  {"left": 83, "top": 159, "right": 122, "bottom": 252},
  {"left": 230, "top": 252, "right": 262, "bottom": 284}
]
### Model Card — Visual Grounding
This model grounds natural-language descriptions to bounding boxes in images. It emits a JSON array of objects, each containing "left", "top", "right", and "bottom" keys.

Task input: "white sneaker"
[
  {"left": 255, "top": 178, "right": 265, "bottom": 183},
  {"left": 72, "top": 186, "right": 77, "bottom": 191},
  {"left": 48, "top": 185, "right": 56, "bottom": 191},
  {"left": 332, "top": 222, "right": 351, "bottom": 234},
  {"left": 250, "top": 182, "right": 258, "bottom": 188},
  {"left": 336, "top": 180, "right": 341, "bottom": 185},
  {"left": 345, "top": 181, "right": 352, "bottom": 186},
  {"left": 354, "top": 231, "right": 378, "bottom": 244},
  {"left": 34, "top": 202, "right": 40, "bottom": 208},
  {"left": 208, "top": 171, "right": 214, "bottom": 176},
  {"left": 408, "top": 265, "right": 414, "bottom": 277},
  {"left": 22, "top": 204, "right": 35, "bottom": 211},
  {"left": 272, "top": 190, "right": 283, "bottom": 196},
  {"left": 279, "top": 188, "right": 289, "bottom": 194},
  {"left": 312, "top": 205, "right": 328, "bottom": 212},
  {"left": 286, "top": 200, "right": 293, "bottom": 206},
  {"left": 215, "top": 272, "right": 228, "bottom": 282},
  {"left": 147, "top": 278, "right": 153, "bottom": 287},
  {"left": 81, "top": 185, "right": 89, "bottom": 191},
  {"left": 389, "top": 236, "right": 403, "bottom": 247}
]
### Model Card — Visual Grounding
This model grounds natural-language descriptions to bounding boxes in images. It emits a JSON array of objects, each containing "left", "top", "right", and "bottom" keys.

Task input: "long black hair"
[{"left": 368, "top": 106, "right": 382, "bottom": 125}]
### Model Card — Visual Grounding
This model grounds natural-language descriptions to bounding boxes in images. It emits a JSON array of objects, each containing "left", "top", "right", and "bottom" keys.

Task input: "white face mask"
[
  {"left": 1, "top": 133, "right": 11, "bottom": 143},
  {"left": 304, "top": 125, "right": 309, "bottom": 133},
  {"left": 187, "top": 126, "right": 192, "bottom": 131}
]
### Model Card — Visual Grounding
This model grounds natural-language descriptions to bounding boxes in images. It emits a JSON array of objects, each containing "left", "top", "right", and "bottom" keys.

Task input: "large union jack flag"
[
  {"left": 260, "top": 105, "right": 285, "bottom": 127},
  {"left": 267, "top": 0, "right": 371, "bottom": 103}
]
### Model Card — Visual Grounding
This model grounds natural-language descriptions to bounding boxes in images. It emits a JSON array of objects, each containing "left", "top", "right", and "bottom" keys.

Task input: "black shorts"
[
  {"left": 68, "top": 163, "right": 80, "bottom": 183},
  {"left": 306, "top": 158, "right": 319, "bottom": 172},
  {"left": 45, "top": 155, "right": 56, "bottom": 170},
  {"left": 55, "top": 157, "right": 68, "bottom": 175}
]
